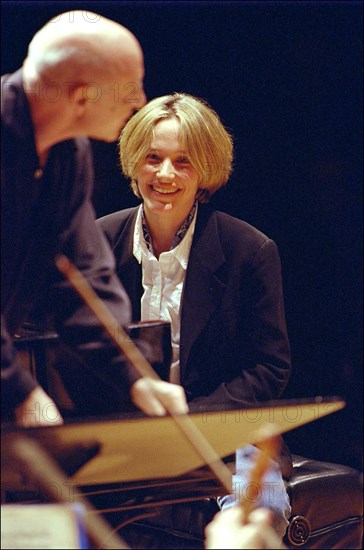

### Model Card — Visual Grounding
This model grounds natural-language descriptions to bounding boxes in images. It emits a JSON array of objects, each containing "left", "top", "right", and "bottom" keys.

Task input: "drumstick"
[
  {"left": 240, "top": 425, "right": 281, "bottom": 523},
  {"left": 55, "top": 254, "right": 232, "bottom": 494}
]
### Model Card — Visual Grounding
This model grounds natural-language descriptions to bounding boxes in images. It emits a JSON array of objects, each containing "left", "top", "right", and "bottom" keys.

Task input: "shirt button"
[{"left": 34, "top": 168, "right": 43, "bottom": 180}]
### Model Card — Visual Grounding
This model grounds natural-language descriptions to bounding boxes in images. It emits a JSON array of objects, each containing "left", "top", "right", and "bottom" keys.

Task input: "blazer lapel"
[{"left": 180, "top": 207, "right": 226, "bottom": 378}]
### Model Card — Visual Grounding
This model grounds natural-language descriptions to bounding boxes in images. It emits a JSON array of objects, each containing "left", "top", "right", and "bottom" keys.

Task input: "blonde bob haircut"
[{"left": 119, "top": 93, "right": 233, "bottom": 203}]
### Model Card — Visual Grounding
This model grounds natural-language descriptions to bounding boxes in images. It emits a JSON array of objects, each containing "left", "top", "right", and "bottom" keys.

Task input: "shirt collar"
[
  {"left": 133, "top": 205, "right": 145, "bottom": 264},
  {"left": 133, "top": 202, "right": 198, "bottom": 267}
]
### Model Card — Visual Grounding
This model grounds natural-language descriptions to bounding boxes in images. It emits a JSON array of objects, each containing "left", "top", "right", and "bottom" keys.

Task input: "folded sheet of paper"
[
  {"left": 1, "top": 503, "right": 88, "bottom": 549},
  {"left": 2, "top": 396, "right": 345, "bottom": 486}
]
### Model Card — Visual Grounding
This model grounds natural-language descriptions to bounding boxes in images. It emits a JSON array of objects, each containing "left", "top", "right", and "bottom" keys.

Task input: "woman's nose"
[{"left": 156, "top": 158, "right": 175, "bottom": 179}]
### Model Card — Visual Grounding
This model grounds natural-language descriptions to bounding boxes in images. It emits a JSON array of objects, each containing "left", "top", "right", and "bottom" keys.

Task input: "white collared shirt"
[{"left": 133, "top": 204, "right": 198, "bottom": 384}]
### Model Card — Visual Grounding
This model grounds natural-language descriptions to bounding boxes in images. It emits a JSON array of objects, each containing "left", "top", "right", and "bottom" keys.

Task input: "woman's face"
[{"left": 136, "top": 118, "right": 200, "bottom": 222}]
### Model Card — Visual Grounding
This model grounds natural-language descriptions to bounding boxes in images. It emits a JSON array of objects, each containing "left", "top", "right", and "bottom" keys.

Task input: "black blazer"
[{"left": 98, "top": 205, "right": 292, "bottom": 412}]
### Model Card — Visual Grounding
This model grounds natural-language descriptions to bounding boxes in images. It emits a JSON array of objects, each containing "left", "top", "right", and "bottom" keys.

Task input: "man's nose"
[{"left": 136, "top": 87, "right": 147, "bottom": 108}]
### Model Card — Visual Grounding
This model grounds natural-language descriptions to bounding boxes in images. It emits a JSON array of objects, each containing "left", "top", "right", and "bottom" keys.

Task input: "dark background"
[{"left": 2, "top": 0, "right": 362, "bottom": 470}]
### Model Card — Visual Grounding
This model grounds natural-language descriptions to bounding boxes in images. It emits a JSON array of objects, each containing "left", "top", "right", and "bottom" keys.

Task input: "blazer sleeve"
[
  {"left": 188, "top": 238, "right": 291, "bottom": 410},
  {"left": 1, "top": 316, "right": 37, "bottom": 417},
  {"left": 44, "top": 145, "right": 141, "bottom": 394}
]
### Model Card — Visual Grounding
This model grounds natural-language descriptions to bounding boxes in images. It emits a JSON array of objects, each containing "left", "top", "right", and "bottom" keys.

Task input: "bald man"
[{"left": 1, "top": 11, "right": 188, "bottom": 426}]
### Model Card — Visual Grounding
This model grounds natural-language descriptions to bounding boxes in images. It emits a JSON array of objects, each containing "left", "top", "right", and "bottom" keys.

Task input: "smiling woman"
[
  {"left": 136, "top": 118, "right": 201, "bottom": 232},
  {"left": 117, "top": 93, "right": 234, "bottom": 257},
  {"left": 119, "top": 93, "right": 233, "bottom": 204},
  {"left": 94, "top": 91, "right": 293, "bottom": 540}
]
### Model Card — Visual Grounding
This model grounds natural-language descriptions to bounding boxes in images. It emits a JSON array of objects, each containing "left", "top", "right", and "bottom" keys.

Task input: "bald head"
[
  {"left": 22, "top": 11, "right": 146, "bottom": 149},
  {"left": 24, "top": 11, "right": 143, "bottom": 84}
]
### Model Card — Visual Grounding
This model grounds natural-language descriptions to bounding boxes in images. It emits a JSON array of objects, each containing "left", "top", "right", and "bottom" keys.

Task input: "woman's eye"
[
  {"left": 146, "top": 154, "right": 160, "bottom": 162},
  {"left": 177, "top": 157, "right": 190, "bottom": 164}
]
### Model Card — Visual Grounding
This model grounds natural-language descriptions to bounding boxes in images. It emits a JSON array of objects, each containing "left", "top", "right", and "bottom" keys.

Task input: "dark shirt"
[{"left": 1, "top": 69, "right": 139, "bottom": 416}]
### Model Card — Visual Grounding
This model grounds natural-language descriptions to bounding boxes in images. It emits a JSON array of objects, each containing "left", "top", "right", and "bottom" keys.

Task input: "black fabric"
[
  {"left": 284, "top": 455, "right": 363, "bottom": 547},
  {"left": 102, "top": 456, "right": 363, "bottom": 550},
  {"left": 98, "top": 205, "right": 292, "bottom": 409},
  {"left": 98, "top": 205, "right": 293, "bottom": 475},
  {"left": 1, "top": 69, "right": 140, "bottom": 416}
]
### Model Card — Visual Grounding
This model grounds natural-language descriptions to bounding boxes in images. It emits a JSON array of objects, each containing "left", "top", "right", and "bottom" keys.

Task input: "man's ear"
[{"left": 71, "top": 85, "right": 88, "bottom": 115}]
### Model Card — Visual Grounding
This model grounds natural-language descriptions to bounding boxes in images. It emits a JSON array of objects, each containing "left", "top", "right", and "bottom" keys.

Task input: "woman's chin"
[{"left": 145, "top": 198, "right": 175, "bottom": 214}]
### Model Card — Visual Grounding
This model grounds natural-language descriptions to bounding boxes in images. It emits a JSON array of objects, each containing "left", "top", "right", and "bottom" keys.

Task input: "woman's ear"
[{"left": 131, "top": 179, "right": 142, "bottom": 199}]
